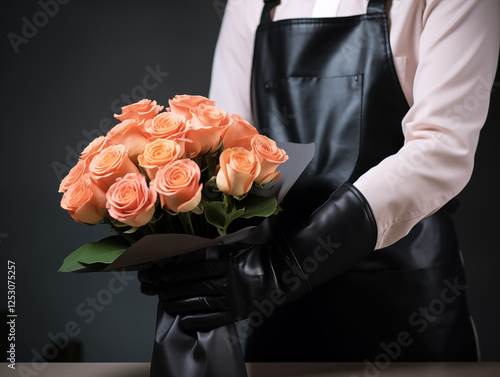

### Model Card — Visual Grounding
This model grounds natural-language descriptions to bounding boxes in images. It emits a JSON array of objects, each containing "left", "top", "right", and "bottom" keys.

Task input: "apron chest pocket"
[{"left": 263, "top": 74, "right": 364, "bottom": 188}]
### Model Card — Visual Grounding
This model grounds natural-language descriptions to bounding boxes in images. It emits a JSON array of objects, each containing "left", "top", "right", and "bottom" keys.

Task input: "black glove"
[
  {"left": 141, "top": 182, "right": 377, "bottom": 332},
  {"left": 138, "top": 263, "right": 163, "bottom": 296}
]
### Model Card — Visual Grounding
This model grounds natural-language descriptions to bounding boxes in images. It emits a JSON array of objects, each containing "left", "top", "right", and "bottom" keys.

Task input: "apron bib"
[{"left": 246, "top": 0, "right": 478, "bottom": 361}]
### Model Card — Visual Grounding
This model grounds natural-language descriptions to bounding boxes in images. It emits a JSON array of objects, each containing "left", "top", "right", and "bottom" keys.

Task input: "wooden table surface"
[{"left": 3, "top": 362, "right": 500, "bottom": 377}]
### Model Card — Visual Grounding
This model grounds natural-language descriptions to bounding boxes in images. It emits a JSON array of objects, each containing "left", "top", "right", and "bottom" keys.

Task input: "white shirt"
[{"left": 209, "top": 0, "right": 500, "bottom": 249}]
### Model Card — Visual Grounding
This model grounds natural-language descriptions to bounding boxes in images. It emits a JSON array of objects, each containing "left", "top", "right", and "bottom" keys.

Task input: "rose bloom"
[
  {"left": 106, "top": 173, "right": 157, "bottom": 227},
  {"left": 80, "top": 136, "right": 110, "bottom": 162},
  {"left": 59, "top": 159, "right": 87, "bottom": 193},
  {"left": 186, "top": 104, "right": 231, "bottom": 155},
  {"left": 138, "top": 139, "right": 182, "bottom": 180},
  {"left": 144, "top": 112, "right": 188, "bottom": 141},
  {"left": 216, "top": 147, "right": 261, "bottom": 197},
  {"left": 107, "top": 119, "right": 149, "bottom": 163},
  {"left": 251, "top": 134, "right": 289, "bottom": 184},
  {"left": 222, "top": 114, "right": 258, "bottom": 150},
  {"left": 89, "top": 144, "right": 140, "bottom": 189},
  {"left": 114, "top": 99, "right": 163, "bottom": 122},
  {"left": 61, "top": 174, "right": 106, "bottom": 224},
  {"left": 150, "top": 159, "right": 203, "bottom": 213},
  {"left": 168, "top": 94, "right": 215, "bottom": 119}
]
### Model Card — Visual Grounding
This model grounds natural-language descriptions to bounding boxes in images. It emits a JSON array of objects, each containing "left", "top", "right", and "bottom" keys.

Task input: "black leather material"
[
  {"left": 156, "top": 182, "right": 377, "bottom": 333},
  {"left": 251, "top": 11, "right": 407, "bottom": 221},
  {"left": 246, "top": 0, "right": 478, "bottom": 362},
  {"left": 282, "top": 182, "right": 377, "bottom": 290}
]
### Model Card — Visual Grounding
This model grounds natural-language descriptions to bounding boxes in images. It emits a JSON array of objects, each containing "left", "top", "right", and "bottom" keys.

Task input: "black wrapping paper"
[
  {"left": 104, "top": 142, "right": 315, "bottom": 377},
  {"left": 151, "top": 314, "right": 247, "bottom": 377}
]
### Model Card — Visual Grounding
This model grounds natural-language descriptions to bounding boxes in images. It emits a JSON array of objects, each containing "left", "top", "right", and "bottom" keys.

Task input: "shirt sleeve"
[
  {"left": 208, "top": 0, "right": 262, "bottom": 123},
  {"left": 353, "top": 0, "right": 500, "bottom": 249},
  {"left": 210, "top": 0, "right": 500, "bottom": 251}
]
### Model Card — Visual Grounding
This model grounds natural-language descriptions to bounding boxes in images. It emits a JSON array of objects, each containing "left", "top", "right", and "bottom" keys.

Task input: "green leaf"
[
  {"left": 190, "top": 204, "right": 204, "bottom": 215},
  {"left": 204, "top": 201, "right": 245, "bottom": 236},
  {"left": 58, "top": 247, "right": 87, "bottom": 272},
  {"left": 58, "top": 236, "right": 130, "bottom": 272},
  {"left": 205, "top": 201, "right": 229, "bottom": 229},
  {"left": 239, "top": 195, "right": 278, "bottom": 219},
  {"left": 205, "top": 153, "right": 219, "bottom": 178},
  {"left": 232, "top": 193, "right": 248, "bottom": 201},
  {"left": 80, "top": 262, "right": 109, "bottom": 272},
  {"left": 226, "top": 208, "right": 245, "bottom": 228},
  {"left": 111, "top": 218, "right": 129, "bottom": 228},
  {"left": 149, "top": 212, "right": 164, "bottom": 224}
]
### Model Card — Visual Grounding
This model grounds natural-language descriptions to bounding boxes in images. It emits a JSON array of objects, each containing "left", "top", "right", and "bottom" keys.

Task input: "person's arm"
[
  {"left": 354, "top": 0, "right": 500, "bottom": 248},
  {"left": 140, "top": 1, "right": 500, "bottom": 332},
  {"left": 210, "top": 0, "right": 500, "bottom": 250},
  {"left": 208, "top": 0, "right": 261, "bottom": 123}
]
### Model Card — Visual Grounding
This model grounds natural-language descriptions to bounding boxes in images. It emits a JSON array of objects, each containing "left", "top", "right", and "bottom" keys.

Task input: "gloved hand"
[
  {"left": 139, "top": 182, "right": 377, "bottom": 332},
  {"left": 138, "top": 263, "right": 163, "bottom": 296}
]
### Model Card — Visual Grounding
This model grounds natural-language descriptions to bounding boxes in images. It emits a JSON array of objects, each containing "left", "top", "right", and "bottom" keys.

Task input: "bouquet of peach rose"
[
  {"left": 57, "top": 96, "right": 314, "bottom": 377},
  {"left": 58, "top": 96, "right": 290, "bottom": 272}
]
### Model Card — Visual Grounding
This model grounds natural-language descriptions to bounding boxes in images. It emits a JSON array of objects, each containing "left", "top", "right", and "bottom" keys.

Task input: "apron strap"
[
  {"left": 261, "top": 0, "right": 281, "bottom": 23},
  {"left": 367, "top": 0, "right": 386, "bottom": 14}
]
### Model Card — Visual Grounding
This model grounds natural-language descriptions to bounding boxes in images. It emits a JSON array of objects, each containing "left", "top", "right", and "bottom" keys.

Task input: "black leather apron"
[{"left": 246, "top": 0, "right": 478, "bottom": 361}]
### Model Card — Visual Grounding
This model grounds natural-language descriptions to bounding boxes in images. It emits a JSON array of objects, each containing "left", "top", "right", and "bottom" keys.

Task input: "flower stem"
[
  {"left": 187, "top": 213, "right": 195, "bottom": 235},
  {"left": 103, "top": 217, "right": 135, "bottom": 245},
  {"left": 147, "top": 223, "right": 156, "bottom": 234},
  {"left": 161, "top": 212, "right": 176, "bottom": 233},
  {"left": 180, "top": 212, "right": 195, "bottom": 236}
]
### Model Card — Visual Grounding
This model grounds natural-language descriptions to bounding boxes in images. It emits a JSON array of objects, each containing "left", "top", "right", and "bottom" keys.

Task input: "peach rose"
[
  {"left": 89, "top": 144, "right": 140, "bottom": 189},
  {"left": 216, "top": 147, "right": 261, "bottom": 197},
  {"left": 61, "top": 174, "right": 106, "bottom": 224},
  {"left": 59, "top": 159, "right": 87, "bottom": 193},
  {"left": 114, "top": 99, "right": 163, "bottom": 122},
  {"left": 151, "top": 159, "right": 203, "bottom": 213},
  {"left": 144, "top": 112, "right": 188, "bottom": 141},
  {"left": 107, "top": 119, "right": 149, "bottom": 163},
  {"left": 106, "top": 173, "right": 157, "bottom": 227},
  {"left": 251, "top": 134, "right": 289, "bottom": 184},
  {"left": 138, "top": 139, "right": 182, "bottom": 180},
  {"left": 169, "top": 95, "right": 215, "bottom": 119},
  {"left": 186, "top": 104, "right": 231, "bottom": 155},
  {"left": 222, "top": 114, "right": 258, "bottom": 150},
  {"left": 80, "top": 136, "right": 110, "bottom": 162}
]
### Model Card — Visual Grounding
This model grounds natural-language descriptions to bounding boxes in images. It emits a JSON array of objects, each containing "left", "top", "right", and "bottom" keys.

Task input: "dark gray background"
[{"left": 1, "top": 0, "right": 499, "bottom": 363}]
